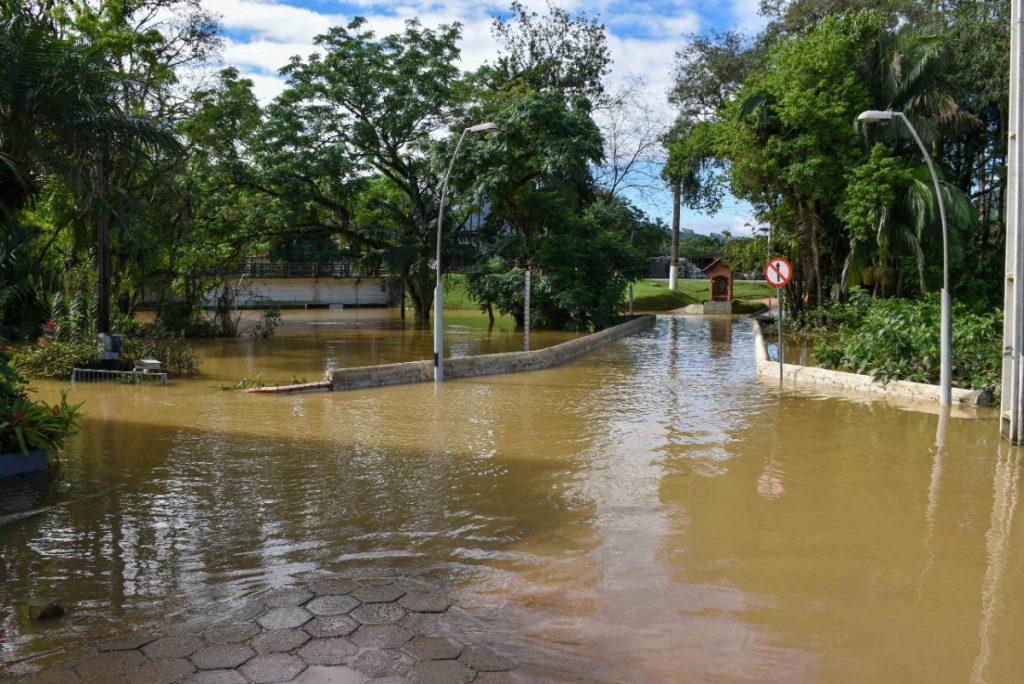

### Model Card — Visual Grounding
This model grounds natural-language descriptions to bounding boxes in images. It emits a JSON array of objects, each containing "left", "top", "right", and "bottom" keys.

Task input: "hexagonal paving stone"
[
  {"left": 357, "top": 577, "right": 397, "bottom": 586},
  {"left": 402, "top": 636, "right": 464, "bottom": 661},
  {"left": 305, "top": 594, "right": 360, "bottom": 616},
  {"left": 257, "top": 606, "right": 313, "bottom": 630},
  {"left": 473, "top": 672, "right": 527, "bottom": 684},
  {"left": 408, "top": 660, "right": 475, "bottom": 684},
  {"left": 350, "top": 602, "right": 406, "bottom": 625},
  {"left": 167, "top": 615, "right": 222, "bottom": 636},
  {"left": 17, "top": 667, "right": 83, "bottom": 684},
  {"left": 226, "top": 600, "right": 266, "bottom": 622},
  {"left": 350, "top": 625, "right": 414, "bottom": 649},
  {"left": 250, "top": 628, "right": 310, "bottom": 654},
  {"left": 74, "top": 650, "right": 148, "bottom": 680},
  {"left": 350, "top": 649, "right": 416, "bottom": 678},
  {"left": 303, "top": 614, "right": 360, "bottom": 638},
  {"left": 397, "top": 592, "right": 451, "bottom": 614},
  {"left": 295, "top": 637, "right": 358, "bottom": 665},
  {"left": 400, "top": 612, "right": 450, "bottom": 636},
  {"left": 307, "top": 578, "right": 358, "bottom": 596},
  {"left": 190, "top": 644, "right": 256, "bottom": 670},
  {"left": 182, "top": 671, "right": 248, "bottom": 684},
  {"left": 203, "top": 621, "right": 260, "bottom": 644},
  {"left": 96, "top": 634, "right": 159, "bottom": 652},
  {"left": 457, "top": 645, "right": 515, "bottom": 672},
  {"left": 142, "top": 635, "right": 205, "bottom": 659},
  {"left": 260, "top": 587, "right": 314, "bottom": 608},
  {"left": 126, "top": 657, "right": 195, "bottom": 684},
  {"left": 350, "top": 585, "right": 405, "bottom": 604},
  {"left": 240, "top": 654, "right": 308, "bottom": 684}
]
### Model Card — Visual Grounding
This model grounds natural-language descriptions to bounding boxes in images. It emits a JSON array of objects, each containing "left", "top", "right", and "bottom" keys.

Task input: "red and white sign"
[{"left": 765, "top": 257, "right": 793, "bottom": 288}]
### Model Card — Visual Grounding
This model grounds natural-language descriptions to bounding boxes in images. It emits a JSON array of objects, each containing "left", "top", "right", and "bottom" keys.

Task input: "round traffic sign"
[{"left": 765, "top": 257, "right": 793, "bottom": 288}]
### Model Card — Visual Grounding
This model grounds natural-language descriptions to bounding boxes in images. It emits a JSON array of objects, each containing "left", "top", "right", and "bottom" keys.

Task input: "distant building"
[{"left": 648, "top": 256, "right": 701, "bottom": 279}]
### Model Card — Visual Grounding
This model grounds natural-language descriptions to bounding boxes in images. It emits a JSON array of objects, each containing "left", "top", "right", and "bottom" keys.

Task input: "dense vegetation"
[
  {"left": 0, "top": 0, "right": 1014, "bottom": 389},
  {"left": 0, "top": 344, "right": 79, "bottom": 461},
  {"left": 0, "top": 0, "right": 672, "bottom": 351},
  {"left": 667, "top": 1, "right": 1008, "bottom": 314},
  {"left": 665, "top": 0, "right": 1009, "bottom": 386}
]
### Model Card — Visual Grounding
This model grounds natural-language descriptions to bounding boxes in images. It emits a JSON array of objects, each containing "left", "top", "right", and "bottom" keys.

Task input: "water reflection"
[
  {"left": 970, "top": 446, "right": 1021, "bottom": 683},
  {"left": 1, "top": 315, "right": 1023, "bottom": 682}
]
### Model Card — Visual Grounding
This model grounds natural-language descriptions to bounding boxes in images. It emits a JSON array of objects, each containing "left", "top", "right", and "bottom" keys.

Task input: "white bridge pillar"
[{"left": 1001, "top": 0, "right": 1024, "bottom": 442}]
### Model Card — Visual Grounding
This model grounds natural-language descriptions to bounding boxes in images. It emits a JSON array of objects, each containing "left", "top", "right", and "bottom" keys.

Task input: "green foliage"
[
  {"left": 223, "top": 375, "right": 265, "bottom": 390},
  {"left": 122, "top": 337, "right": 201, "bottom": 377},
  {"left": 0, "top": 345, "right": 81, "bottom": 459},
  {"left": 488, "top": 0, "right": 611, "bottom": 99},
  {"left": 13, "top": 337, "right": 100, "bottom": 379},
  {"left": 248, "top": 308, "right": 281, "bottom": 340},
  {"left": 630, "top": 288, "right": 696, "bottom": 312},
  {"left": 678, "top": 232, "right": 724, "bottom": 263},
  {"left": 721, "top": 235, "right": 768, "bottom": 273},
  {"left": 813, "top": 296, "right": 1002, "bottom": 390}
]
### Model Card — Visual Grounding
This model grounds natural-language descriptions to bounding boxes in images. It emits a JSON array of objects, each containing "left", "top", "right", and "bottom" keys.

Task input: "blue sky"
[{"left": 200, "top": 0, "right": 766, "bottom": 234}]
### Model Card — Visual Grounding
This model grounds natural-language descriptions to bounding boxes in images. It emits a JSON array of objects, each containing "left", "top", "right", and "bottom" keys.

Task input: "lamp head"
[
  {"left": 857, "top": 110, "right": 894, "bottom": 123},
  {"left": 467, "top": 122, "right": 499, "bottom": 135}
]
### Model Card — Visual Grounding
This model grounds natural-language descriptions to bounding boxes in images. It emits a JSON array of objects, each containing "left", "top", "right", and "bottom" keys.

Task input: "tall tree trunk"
[
  {"left": 670, "top": 176, "right": 681, "bottom": 286},
  {"left": 96, "top": 156, "right": 111, "bottom": 334},
  {"left": 805, "top": 201, "right": 824, "bottom": 313}
]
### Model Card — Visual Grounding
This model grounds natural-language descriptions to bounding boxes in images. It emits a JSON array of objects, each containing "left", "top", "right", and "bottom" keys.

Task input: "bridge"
[
  {"left": 216, "top": 261, "right": 397, "bottom": 308},
  {"left": 140, "top": 261, "right": 399, "bottom": 309}
]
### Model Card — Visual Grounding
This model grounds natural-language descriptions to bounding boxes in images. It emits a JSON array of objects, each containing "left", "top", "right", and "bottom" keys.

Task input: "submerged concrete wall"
[
  {"left": 327, "top": 315, "right": 656, "bottom": 391},
  {"left": 751, "top": 319, "right": 993, "bottom": 407},
  {"left": 214, "top": 277, "right": 392, "bottom": 307}
]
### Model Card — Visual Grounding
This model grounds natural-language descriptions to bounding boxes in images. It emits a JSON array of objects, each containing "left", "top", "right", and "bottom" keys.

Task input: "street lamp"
[
  {"left": 858, "top": 109, "right": 952, "bottom": 405},
  {"left": 434, "top": 121, "right": 499, "bottom": 382}
]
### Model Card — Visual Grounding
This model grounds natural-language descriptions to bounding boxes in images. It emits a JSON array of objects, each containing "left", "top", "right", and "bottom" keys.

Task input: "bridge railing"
[{"left": 211, "top": 260, "right": 387, "bottom": 279}]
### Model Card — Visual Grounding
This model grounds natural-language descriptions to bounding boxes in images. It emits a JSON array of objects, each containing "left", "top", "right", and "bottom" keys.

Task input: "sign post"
[{"left": 765, "top": 257, "right": 793, "bottom": 385}]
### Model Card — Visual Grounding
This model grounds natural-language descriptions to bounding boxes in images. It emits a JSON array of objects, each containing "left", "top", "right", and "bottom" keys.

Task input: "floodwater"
[{"left": 2, "top": 311, "right": 1024, "bottom": 682}]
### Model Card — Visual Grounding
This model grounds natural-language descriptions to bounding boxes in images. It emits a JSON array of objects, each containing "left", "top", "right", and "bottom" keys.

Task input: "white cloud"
[
  {"left": 222, "top": 38, "right": 317, "bottom": 74},
  {"left": 205, "top": 0, "right": 341, "bottom": 42},
  {"left": 731, "top": 0, "right": 767, "bottom": 35},
  {"left": 246, "top": 72, "right": 291, "bottom": 101}
]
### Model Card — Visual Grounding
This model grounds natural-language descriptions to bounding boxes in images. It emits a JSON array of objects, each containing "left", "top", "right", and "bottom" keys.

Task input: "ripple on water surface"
[{"left": 1, "top": 314, "right": 1023, "bottom": 682}]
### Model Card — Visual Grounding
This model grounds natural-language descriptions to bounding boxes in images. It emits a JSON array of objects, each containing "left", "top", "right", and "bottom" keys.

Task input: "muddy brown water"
[{"left": 2, "top": 311, "right": 1023, "bottom": 682}]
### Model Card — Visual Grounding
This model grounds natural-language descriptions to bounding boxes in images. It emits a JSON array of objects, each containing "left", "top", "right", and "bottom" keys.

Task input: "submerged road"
[{"left": 1, "top": 313, "right": 1022, "bottom": 682}]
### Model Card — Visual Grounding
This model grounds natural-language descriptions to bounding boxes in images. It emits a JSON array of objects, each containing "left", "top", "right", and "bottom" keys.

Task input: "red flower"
[
  {"left": 42, "top": 318, "right": 55, "bottom": 334},
  {"left": 39, "top": 338, "right": 49, "bottom": 347}
]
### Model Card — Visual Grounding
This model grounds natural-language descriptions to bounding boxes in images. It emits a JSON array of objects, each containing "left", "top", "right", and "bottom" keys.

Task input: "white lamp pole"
[
  {"left": 858, "top": 109, "right": 952, "bottom": 405},
  {"left": 434, "top": 122, "right": 499, "bottom": 382}
]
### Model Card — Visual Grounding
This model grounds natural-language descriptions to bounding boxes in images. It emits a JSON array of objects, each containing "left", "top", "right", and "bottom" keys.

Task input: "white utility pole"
[{"left": 1001, "top": 0, "right": 1024, "bottom": 442}]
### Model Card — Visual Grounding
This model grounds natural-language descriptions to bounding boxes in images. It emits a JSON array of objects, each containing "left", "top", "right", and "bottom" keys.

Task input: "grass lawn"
[
  {"left": 631, "top": 279, "right": 775, "bottom": 312},
  {"left": 423, "top": 275, "right": 775, "bottom": 314}
]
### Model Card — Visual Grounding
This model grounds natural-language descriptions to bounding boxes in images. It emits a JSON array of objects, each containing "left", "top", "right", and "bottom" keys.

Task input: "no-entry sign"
[{"left": 765, "top": 257, "right": 793, "bottom": 288}]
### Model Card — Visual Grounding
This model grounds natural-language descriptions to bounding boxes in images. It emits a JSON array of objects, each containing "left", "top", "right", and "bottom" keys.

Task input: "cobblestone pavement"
[{"left": 9, "top": 575, "right": 525, "bottom": 684}]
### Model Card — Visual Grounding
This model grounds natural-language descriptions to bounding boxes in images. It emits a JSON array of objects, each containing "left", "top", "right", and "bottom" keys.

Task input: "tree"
[
  {"left": 0, "top": 4, "right": 177, "bottom": 334},
  {"left": 593, "top": 77, "right": 669, "bottom": 200},
  {"left": 464, "top": 91, "right": 642, "bottom": 329},
  {"left": 280, "top": 18, "right": 465, "bottom": 321},
  {"left": 487, "top": 0, "right": 611, "bottom": 101}
]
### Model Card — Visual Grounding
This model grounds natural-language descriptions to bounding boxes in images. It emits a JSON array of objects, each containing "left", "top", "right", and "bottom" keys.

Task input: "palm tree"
[{"left": 0, "top": 6, "right": 178, "bottom": 333}]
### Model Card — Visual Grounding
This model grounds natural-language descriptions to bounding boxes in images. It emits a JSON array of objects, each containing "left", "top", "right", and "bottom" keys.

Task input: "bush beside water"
[
  {"left": 811, "top": 294, "right": 1002, "bottom": 391},
  {"left": 0, "top": 345, "right": 80, "bottom": 461}
]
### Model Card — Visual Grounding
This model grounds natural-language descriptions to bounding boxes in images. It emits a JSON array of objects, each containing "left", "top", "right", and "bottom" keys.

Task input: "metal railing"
[
  {"left": 71, "top": 368, "right": 168, "bottom": 386},
  {"left": 209, "top": 260, "right": 386, "bottom": 279}
]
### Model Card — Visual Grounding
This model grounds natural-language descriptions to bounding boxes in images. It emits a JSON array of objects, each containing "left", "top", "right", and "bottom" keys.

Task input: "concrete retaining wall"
[
  {"left": 216, "top": 277, "right": 392, "bottom": 307},
  {"left": 751, "top": 319, "right": 993, "bottom": 407},
  {"left": 327, "top": 315, "right": 656, "bottom": 391}
]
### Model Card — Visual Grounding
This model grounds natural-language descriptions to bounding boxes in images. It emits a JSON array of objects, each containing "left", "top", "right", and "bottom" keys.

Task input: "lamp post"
[
  {"left": 434, "top": 121, "right": 499, "bottom": 382},
  {"left": 858, "top": 109, "right": 952, "bottom": 405}
]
